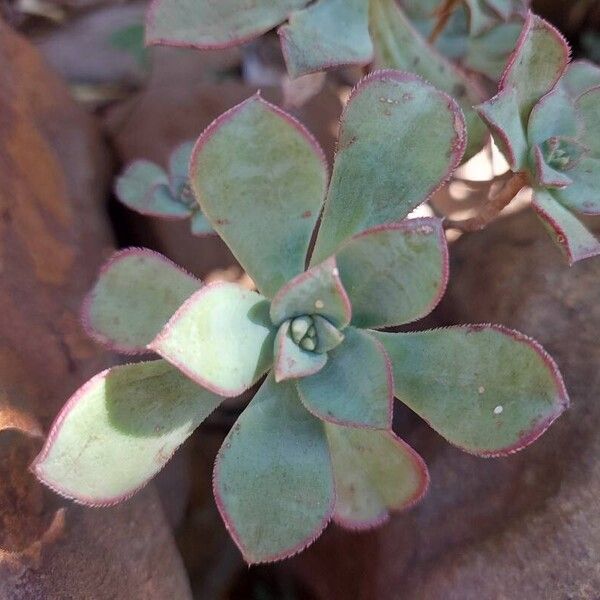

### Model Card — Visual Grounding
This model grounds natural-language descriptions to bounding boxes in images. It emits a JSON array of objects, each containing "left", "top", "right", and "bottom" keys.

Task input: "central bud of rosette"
[{"left": 269, "top": 257, "right": 352, "bottom": 383}]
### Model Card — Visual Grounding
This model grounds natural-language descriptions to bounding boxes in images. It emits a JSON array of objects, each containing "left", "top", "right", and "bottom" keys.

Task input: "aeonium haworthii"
[{"left": 33, "top": 70, "right": 568, "bottom": 564}]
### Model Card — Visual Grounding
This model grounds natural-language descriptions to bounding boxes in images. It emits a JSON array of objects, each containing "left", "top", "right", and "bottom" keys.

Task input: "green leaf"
[
  {"left": 532, "top": 189, "right": 600, "bottom": 265},
  {"left": 296, "top": 327, "right": 392, "bottom": 429},
  {"left": 270, "top": 256, "right": 351, "bottom": 328},
  {"left": 526, "top": 85, "right": 577, "bottom": 147},
  {"left": 190, "top": 211, "right": 215, "bottom": 236},
  {"left": 273, "top": 320, "right": 328, "bottom": 382},
  {"left": 168, "top": 140, "right": 195, "bottom": 199},
  {"left": 554, "top": 156, "right": 600, "bottom": 215},
  {"left": 150, "top": 282, "right": 275, "bottom": 397},
  {"left": 336, "top": 219, "right": 448, "bottom": 329},
  {"left": 499, "top": 13, "right": 570, "bottom": 122},
  {"left": 532, "top": 146, "right": 572, "bottom": 189},
  {"left": 562, "top": 60, "right": 600, "bottom": 98},
  {"left": 476, "top": 86, "right": 528, "bottom": 170},
  {"left": 369, "top": 0, "right": 486, "bottom": 161},
  {"left": 373, "top": 326, "right": 569, "bottom": 456},
  {"left": 312, "top": 70, "right": 466, "bottom": 262},
  {"left": 83, "top": 248, "right": 200, "bottom": 353},
  {"left": 278, "top": 0, "right": 372, "bottom": 78},
  {"left": 325, "top": 424, "right": 428, "bottom": 528},
  {"left": 190, "top": 95, "right": 328, "bottom": 298},
  {"left": 312, "top": 315, "right": 345, "bottom": 353},
  {"left": 213, "top": 373, "right": 334, "bottom": 564},
  {"left": 146, "top": 0, "right": 309, "bottom": 48},
  {"left": 576, "top": 86, "right": 600, "bottom": 157},
  {"left": 33, "top": 360, "right": 222, "bottom": 505},
  {"left": 115, "top": 160, "right": 191, "bottom": 218}
]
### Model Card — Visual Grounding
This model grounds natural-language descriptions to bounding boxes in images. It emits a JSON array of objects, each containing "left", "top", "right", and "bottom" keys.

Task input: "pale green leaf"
[
  {"left": 279, "top": 0, "right": 372, "bottom": 78},
  {"left": 33, "top": 360, "right": 222, "bottom": 505},
  {"left": 336, "top": 219, "right": 448, "bottom": 329},
  {"left": 373, "top": 326, "right": 569, "bottom": 456},
  {"left": 191, "top": 95, "right": 328, "bottom": 297},
  {"left": 150, "top": 282, "right": 275, "bottom": 397},
  {"left": 214, "top": 373, "right": 334, "bottom": 563},
  {"left": 312, "top": 70, "right": 466, "bottom": 262},
  {"left": 326, "top": 424, "right": 428, "bottom": 528},
  {"left": 296, "top": 327, "right": 392, "bottom": 429},
  {"left": 83, "top": 248, "right": 200, "bottom": 353}
]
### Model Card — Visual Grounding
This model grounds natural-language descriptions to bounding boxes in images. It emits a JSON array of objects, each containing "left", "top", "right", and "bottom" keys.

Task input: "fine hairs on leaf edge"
[
  {"left": 388, "top": 323, "right": 570, "bottom": 458},
  {"left": 81, "top": 247, "right": 201, "bottom": 355},
  {"left": 331, "top": 430, "right": 430, "bottom": 531}
]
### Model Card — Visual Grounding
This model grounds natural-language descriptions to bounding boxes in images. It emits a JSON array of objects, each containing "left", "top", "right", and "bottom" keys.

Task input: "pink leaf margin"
[
  {"left": 273, "top": 320, "right": 328, "bottom": 383},
  {"left": 403, "top": 323, "right": 570, "bottom": 458},
  {"left": 212, "top": 393, "right": 336, "bottom": 565},
  {"left": 148, "top": 281, "right": 273, "bottom": 398},
  {"left": 270, "top": 256, "right": 352, "bottom": 327},
  {"left": 337, "top": 217, "right": 450, "bottom": 329},
  {"left": 337, "top": 69, "right": 468, "bottom": 208},
  {"left": 531, "top": 194, "right": 600, "bottom": 265},
  {"left": 81, "top": 247, "right": 200, "bottom": 355},
  {"left": 295, "top": 331, "right": 394, "bottom": 431},
  {"left": 332, "top": 431, "right": 430, "bottom": 531},
  {"left": 31, "top": 363, "right": 209, "bottom": 508}
]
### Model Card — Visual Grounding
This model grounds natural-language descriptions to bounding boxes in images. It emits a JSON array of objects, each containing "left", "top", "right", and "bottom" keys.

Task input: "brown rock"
[
  {"left": 0, "top": 19, "right": 191, "bottom": 598},
  {"left": 286, "top": 210, "right": 600, "bottom": 599}
]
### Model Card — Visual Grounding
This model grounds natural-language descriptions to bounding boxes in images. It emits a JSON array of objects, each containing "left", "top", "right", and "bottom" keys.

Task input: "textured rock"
[
  {"left": 0, "top": 19, "right": 191, "bottom": 599},
  {"left": 287, "top": 209, "right": 600, "bottom": 599}
]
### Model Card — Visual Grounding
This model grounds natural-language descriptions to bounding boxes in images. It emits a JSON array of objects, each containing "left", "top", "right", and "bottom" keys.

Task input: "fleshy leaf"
[
  {"left": 325, "top": 424, "right": 428, "bottom": 529},
  {"left": 369, "top": 0, "right": 486, "bottom": 161},
  {"left": 562, "top": 60, "right": 600, "bottom": 98},
  {"left": 82, "top": 248, "right": 200, "bottom": 353},
  {"left": 168, "top": 140, "right": 195, "bottom": 198},
  {"left": 213, "top": 373, "right": 334, "bottom": 564},
  {"left": 146, "top": 0, "right": 309, "bottom": 49},
  {"left": 274, "top": 320, "right": 328, "bottom": 383},
  {"left": 526, "top": 85, "right": 577, "bottom": 147},
  {"left": 554, "top": 156, "right": 600, "bottom": 215},
  {"left": 269, "top": 256, "right": 351, "bottom": 328},
  {"left": 115, "top": 161, "right": 191, "bottom": 218},
  {"left": 476, "top": 86, "right": 528, "bottom": 170},
  {"left": 532, "top": 189, "right": 600, "bottom": 265},
  {"left": 191, "top": 95, "right": 328, "bottom": 298},
  {"left": 373, "top": 326, "right": 569, "bottom": 456},
  {"left": 278, "top": 0, "right": 373, "bottom": 79},
  {"left": 33, "top": 360, "right": 222, "bottom": 505},
  {"left": 336, "top": 219, "right": 448, "bottom": 329},
  {"left": 576, "top": 86, "right": 600, "bottom": 157},
  {"left": 532, "top": 146, "right": 572, "bottom": 189},
  {"left": 150, "top": 282, "right": 275, "bottom": 397},
  {"left": 312, "top": 315, "right": 345, "bottom": 353},
  {"left": 312, "top": 70, "right": 466, "bottom": 262},
  {"left": 499, "top": 12, "right": 570, "bottom": 121},
  {"left": 190, "top": 211, "right": 215, "bottom": 236},
  {"left": 296, "top": 327, "right": 393, "bottom": 429}
]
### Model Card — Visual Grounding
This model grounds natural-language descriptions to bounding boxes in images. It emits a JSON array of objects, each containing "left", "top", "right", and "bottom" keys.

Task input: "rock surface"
[{"left": 0, "top": 19, "right": 191, "bottom": 599}]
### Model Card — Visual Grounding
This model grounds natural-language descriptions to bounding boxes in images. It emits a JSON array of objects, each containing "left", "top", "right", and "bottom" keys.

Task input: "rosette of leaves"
[
  {"left": 115, "top": 140, "right": 213, "bottom": 236},
  {"left": 402, "top": 0, "right": 529, "bottom": 80},
  {"left": 145, "top": 0, "right": 487, "bottom": 159},
  {"left": 33, "top": 71, "right": 568, "bottom": 564},
  {"left": 476, "top": 12, "right": 600, "bottom": 264}
]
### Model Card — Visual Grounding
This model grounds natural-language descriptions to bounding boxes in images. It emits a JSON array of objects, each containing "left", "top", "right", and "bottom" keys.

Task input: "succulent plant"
[
  {"left": 115, "top": 140, "right": 214, "bottom": 236},
  {"left": 33, "top": 71, "right": 568, "bottom": 564},
  {"left": 402, "top": 0, "right": 529, "bottom": 80},
  {"left": 145, "top": 0, "right": 491, "bottom": 159},
  {"left": 476, "top": 13, "right": 600, "bottom": 264}
]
